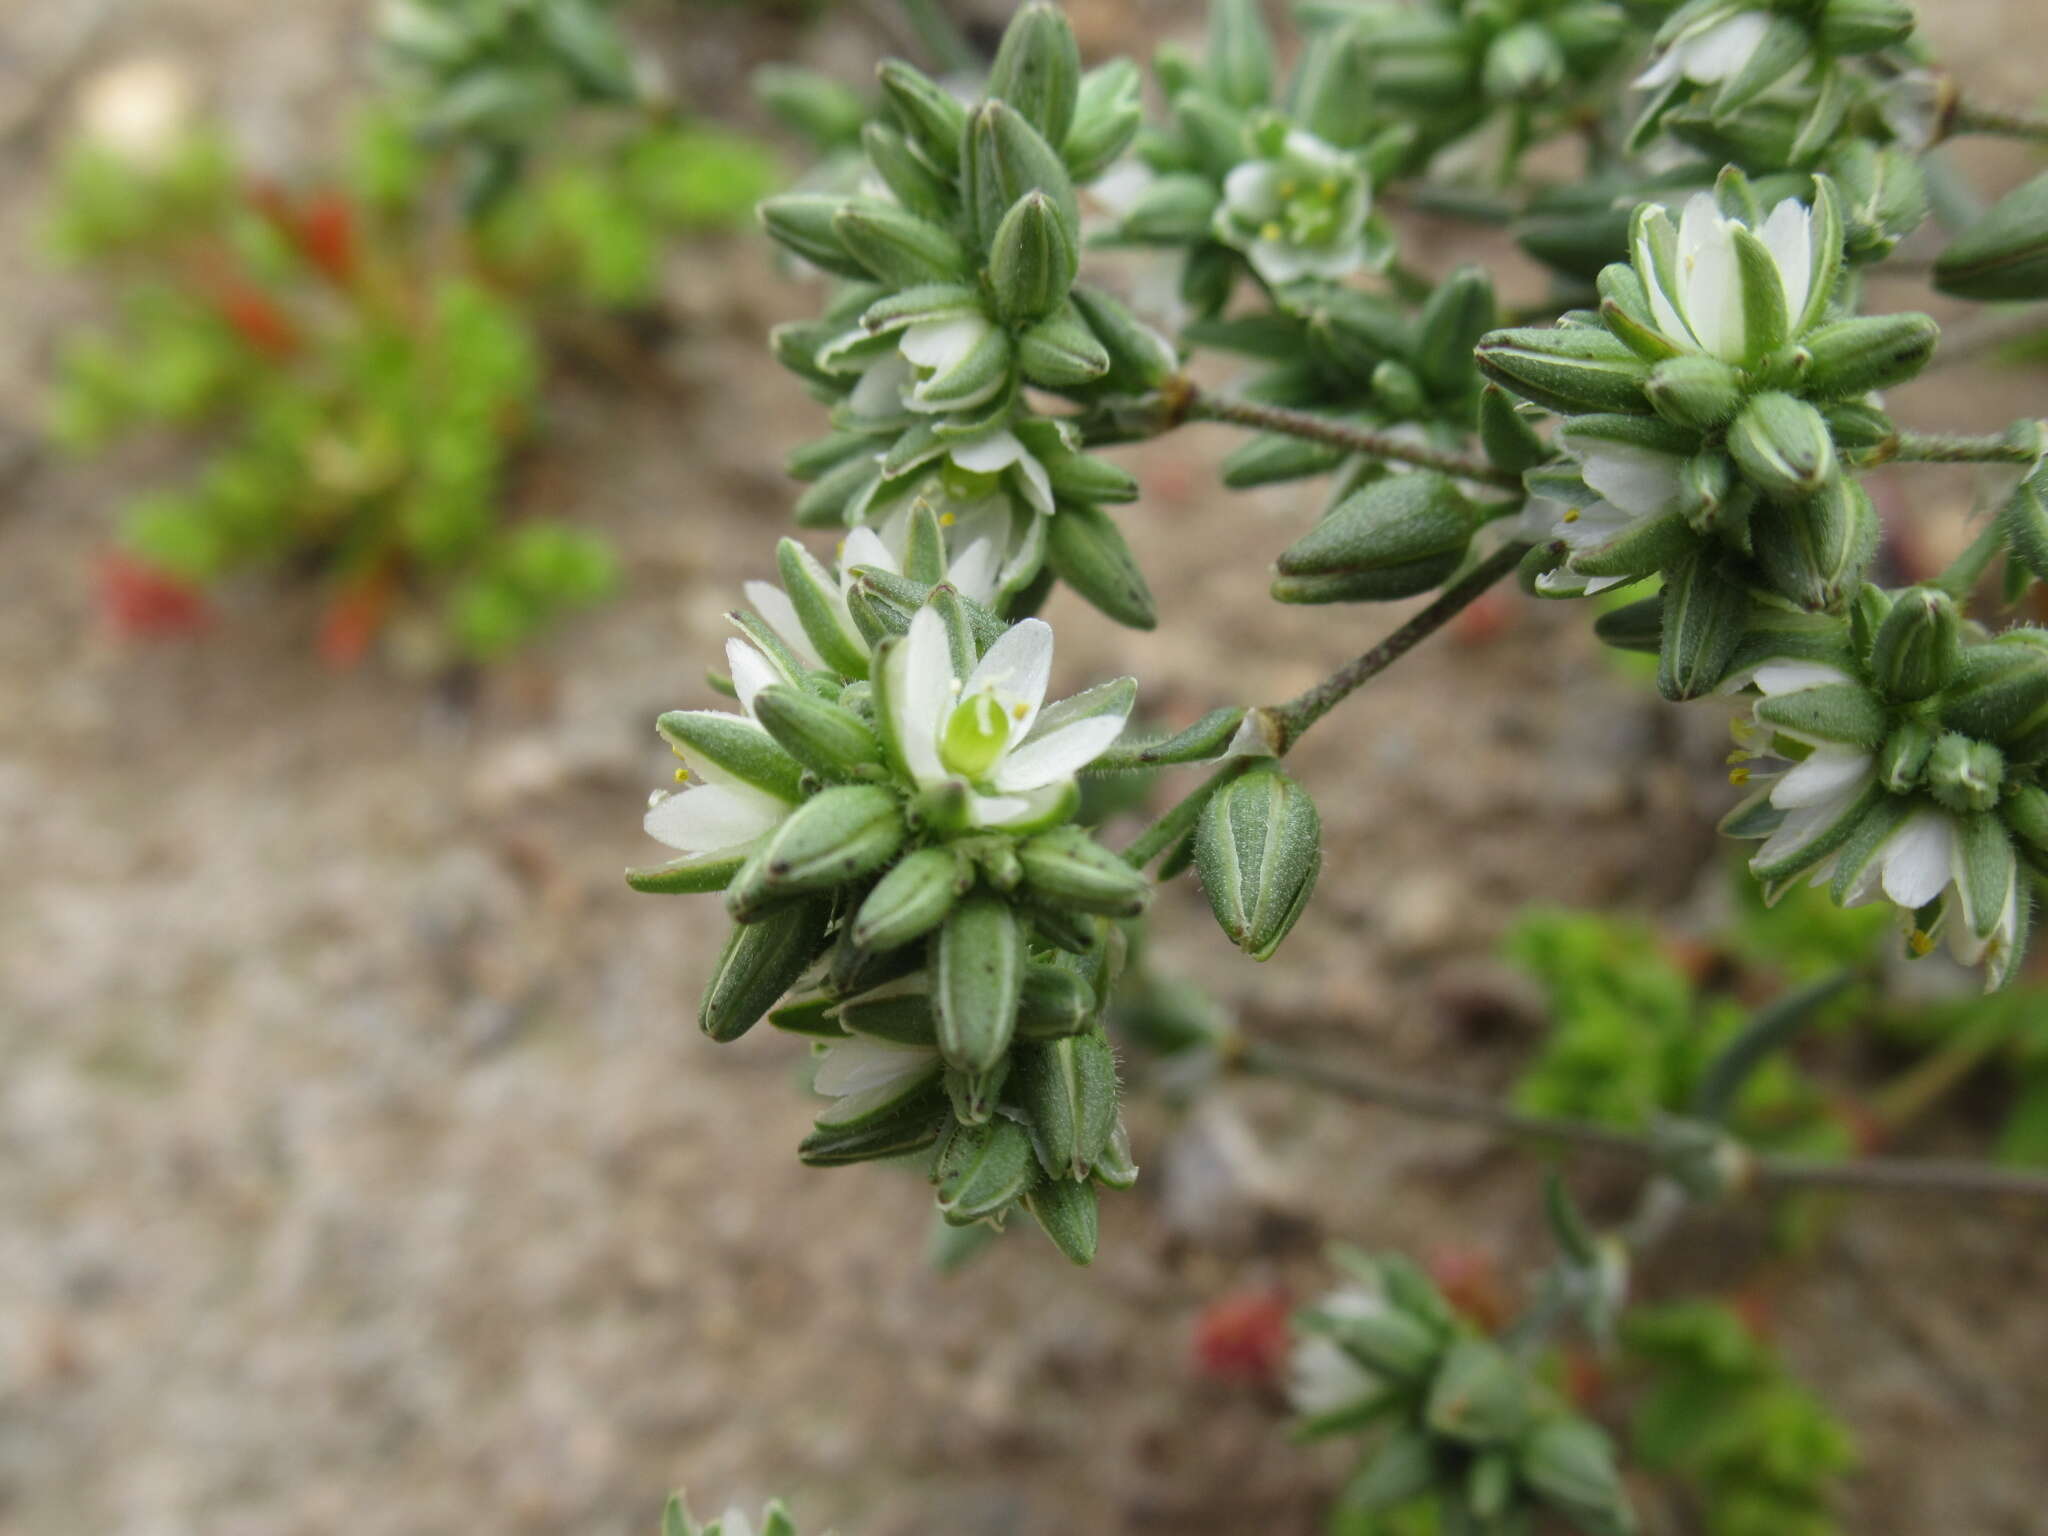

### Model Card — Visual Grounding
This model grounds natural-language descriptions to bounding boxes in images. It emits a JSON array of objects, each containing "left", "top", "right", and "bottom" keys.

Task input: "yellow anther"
[
  {"left": 1728, "top": 767, "right": 1751, "bottom": 786},
  {"left": 1278, "top": 180, "right": 1298, "bottom": 198},
  {"left": 1261, "top": 221, "right": 1283, "bottom": 241},
  {"left": 674, "top": 767, "right": 690, "bottom": 783},
  {"left": 1012, "top": 702, "right": 1029, "bottom": 720},
  {"left": 1909, "top": 929, "right": 1936, "bottom": 957},
  {"left": 939, "top": 511, "right": 956, "bottom": 527},
  {"left": 1561, "top": 508, "right": 1581, "bottom": 524}
]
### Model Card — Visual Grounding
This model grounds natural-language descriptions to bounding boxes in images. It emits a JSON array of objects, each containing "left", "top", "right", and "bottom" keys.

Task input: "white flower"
[
  {"left": 945, "top": 426, "right": 1054, "bottom": 517},
  {"left": 900, "top": 312, "right": 1003, "bottom": 413},
  {"left": 810, "top": 1027, "right": 944, "bottom": 1122},
  {"left": 1213, "top": 130, "right": 1373, "bottom": 287},
  {"left": 1288, "top": 1286, "right": 1387, "bottom": 1417},
  {"left": 1523, "top": 423, "right": 1691, "bottom": 595},
  {"left": 883, "top": 608, "right": 1133, "bottom": 829},
  {"left": 1635, "top": 10, "right": 1774, "bottom": 91},
  {"left": 642, "top": 637, "right": 801, "bottom": 857},
  {"left": 713, "top": 1512, "right": 755, "bottom": 1536},
  {"left": 75, "top": 57, "right": 196, "bottom": 168},
  {"left": 1633, "top": 192, "right": 1817, "bottom": 365}
]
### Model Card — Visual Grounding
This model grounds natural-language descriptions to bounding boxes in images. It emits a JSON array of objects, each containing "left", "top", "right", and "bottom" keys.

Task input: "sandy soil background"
[{"left": 2, "top": 2, "right": 2045, "bottom": 1532}]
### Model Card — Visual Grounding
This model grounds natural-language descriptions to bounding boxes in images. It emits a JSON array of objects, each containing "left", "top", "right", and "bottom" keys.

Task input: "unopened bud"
[
  {"left": 1646, "top": 354, "right": 1745, "bottom": 430},
  {"left": 1476, "top": 325, "right": 1653, "bottom": 415},
  {"left": 1927, "top": 732, "right": 2006, "bottom": 814},
  {"left": 934, "top": 894, "right": 1025, "bottom": 1073},
  {"left": 1424, "top": 1338, "right": 1533, "bottom": 1447},
  {"left": 989, "top": 190, "right": 1079, "bottom": 326},
  {"left": 1870, "top": 586, "right": 1962, "bottom": 703},
  {"left": 1792, "top": 312, "right": 1940, "bottom": 401},
  {"left": 986, "top": 2, "right": 1081, "bottom": 146},
  {"left": 1016, "top": 1031, "right": 1118, "bottom": 1179},
  {"left": 1272, "top": 472, "right": 1478, "bottom": 604},
  {"left": 1046, "top": 502, "right": 1156, "bottom": 628},
  {"left": 725, "top": 785, "right": 907, "bottom": 921},
  {"left": 1936, "top": 171, "right": 2048, "bottom": 302},
  {"left": 1729, "top": 392, "right": 1838, "bottom": 501},
  {"left": 852, "top": 845, "right": 971, "bottom": 951},
  {"left": 1196, "top": 766, "right": 1322, "bottom": 961},
  {"left": 1017, "top": 826, "right": 1153, "bottom": 916},
  {"left": 700, "top": 897, "right": 834, "bottom": 1042}
]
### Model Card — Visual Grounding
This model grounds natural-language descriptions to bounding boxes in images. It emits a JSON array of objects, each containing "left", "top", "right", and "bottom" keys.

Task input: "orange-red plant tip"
[
  {"left": 1190, "top": 1288, "right": 1293, "bottom": 1387},
  {"left": 97, "top": 550, "right": 211, "bottom": 640}
]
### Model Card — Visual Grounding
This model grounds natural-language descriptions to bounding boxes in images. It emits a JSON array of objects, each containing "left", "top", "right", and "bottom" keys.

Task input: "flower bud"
[
  {"left": 877, "top": 59, "right": 965, "bottom": 174},
  {"left": 1657, "top": 554, "right": 1752, "bottom": 702},
  {"left": 1046, "top": 501, "right": 1157, "bottom": 629},
  {"left": 1017, "top": 825, "right": 1153, "bottom": 916},
  {"left": 1645, "top": 354, "right": 1745, "bottom": 431},
  {"left": 986, "top": 2, "right": 1081, "bottom": 147},
  {"left": 1941, "top": 639, "right": 2048, "bottom": 762},
  {"left": 1482, "top": 21, "right": 1566, "bottom": 102},
  {"left": 1064, "top": 60, "right": 1144, "bottom": 182},
  {"left": 2005, "top": 784, "right": 2048, "bottom": 854},
  {"left": 935, "top": 1116, "right": 1037, "bottom": 1225},
  {"left": 1367, "top": 14, "right": 1478, "bottom": 109},
  {"left": 851, "top": 845, "right": 972, "bottom": 951},
  {"left": 700, "top": 897, "right": 834, "bottom": 1042},
  {"left": 658, "top": 709, "right": 806, "bottom": 801},
  {"left": 1593, "top": 594, "right": 1664, "bottom": 654},
  {"left": 1475, "top": 325, "right": 1653, "bottom": 416},
  {"left": 1477, "top": 385, "right": 1549, "bottom": 475},
  {"left": 1791, "top": 313, "right": 1940, "bottom": 401},
  {"left": 1017, "top": 301, "right": 1109, "bottom": 388},
  {"left": 1066, "top": 284, "right": 1179, "bottom": 392},
  {"left": 1755, "top": 682, "right": 1889, "bottom": 748},
  {"left": 1343, "top": 1428, "right": 1440, "bottom": 1513},
  {"left": 1818, "top": 0, "right": 1916, "bottom": 55},
  {"left": 753, "top": 65, "right": 868, "bottom": 150},
  {"left": 1728, "top": 392, "right": 1838, "bottom": 501},
  {"left": 1424, "top": 1338, "right": 1533, "bottom": 1447},
  {"left": 1370, "top": 359, "right": 1429, "bottom": 419},
  {"left": 1025, "top": 1174, "right": 1099, "bottom": 1265},
  {"left": 860, "top": 122, "right": 950, "bottom": 222},
  {"left": 757, "top": 194, "right": 868, "bottom": 279},
  {"left": 1827, "top": 140, "right": 1928, "bottom": 261},
  {"left": 1936, "top": 171, "right": 2048, "bottom": 302},
  {"left": 725, "top": 785, "right": 908, "bottom": 921},
  {"left": 934, "top": 893, "right": 1025, "bottom": 1073},
  {"left": 798, "top": 1077, "right": 947, "bottom": 1165},
  {"left": 1519, "top": 1419, "right": 1632, "bottom": 1534},
  {"left": 1927, "top": 732, "right": 2006, "bottom": 815},
  {"left": 1877, "top": 718, "right": 1935, "bottom": 793},
  {"left": 1196, "top": 765, "right": 1322, "bottom": 961},
  {"left": 1870, "top": 586, "right": 1962, "bottom": 703},
  {"left": 1337, "top": 1308, "right": 1445, "bottom": 1383},
  {"left": 2001, "top": 467, "right": 2048, "bottom": 583},
  {"left": 966, "top": 100, "right": 1078, "bottom": 253},
  {"left": 1206, "top": 0, "right": 1276, "bottom": 107},
  {"left": 1273, "top": 472, "right": 1479, "bottom": 604},
  {"left": 989, "top": 191, "right": 1079, "bottom": 326},
  {"left": 832, "top": 199, "right": 973, "bottom": 286},
  {"left": 1550, "top": 3, "right": 1631, "bottom": 65},
  {"left": 1016, "top": 1031, "right": 1118, "bottom": 1180},
  {"left": 751, "top": 685, "right": 884, "bottom": 781},
  {"left": 1014, "top": 961, "right": 1097, "bottom": 1040}
]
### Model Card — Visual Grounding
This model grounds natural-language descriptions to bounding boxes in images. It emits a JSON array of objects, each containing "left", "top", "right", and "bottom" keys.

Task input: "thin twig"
[
  {"left": 1872, "top": 430, "right": 2037, "bottom": 468},
  {"left": 1178, "top": 386, "right": 1525, "bottom": 489},
  {"left": 1238, "top": 1041, "right": 2048, "bottom": 1203},
  {"left": 1948, "top": 101, "right": 2048, "bottom": 144}
]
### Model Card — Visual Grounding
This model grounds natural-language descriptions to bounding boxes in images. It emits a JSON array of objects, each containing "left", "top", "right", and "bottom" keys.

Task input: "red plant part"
[
  {"left": 1560, "top": 1346, "right": 1607, "bottom": 1409},
  {"left": 1449, "top": 585, "right": 1514, "bottom": 646},
  {"left": 318, "top": 563, "right": 399, "bottom": 669},
  {"left": 214, "top": 282, "right": 299, "bottom": 360},
  {"left": 1426, "top": 1244, "right": 1512, "bottom": 1334},
  {"left": 1191, "top": 1288, "right": 1293, "bottom": 1387},
  {"left": 295, "top": 191, "right": 359, "bottom": 287},
  {"left": 97, "top": 550, "right": 211, "bottom": 639}
]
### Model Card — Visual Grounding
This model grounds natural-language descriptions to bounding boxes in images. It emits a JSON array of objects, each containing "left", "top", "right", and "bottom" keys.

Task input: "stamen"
[
  {"left": 1908, "top": 929, "right": 1935, "bottom": 957},
  {"left": 1728, "top": 767, "right": 1750, "bottom": 786},
  {"left": 1561, "top": 509, "right": 1581, "bottom": 524},
  {"left": 1261, "top": 221, "right": 1283, "bottom": 242},
  {"left": 939, "top": 511, "right": 956, "bottom": 527}
]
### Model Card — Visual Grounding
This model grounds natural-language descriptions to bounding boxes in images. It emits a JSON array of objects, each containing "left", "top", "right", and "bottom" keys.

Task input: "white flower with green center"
[
  {"left": 1632, "top": 192, "right": 1822, "bottom": 366},
  {"left": 1213, "top": 130, "right": 1372, "bottom": 287},
  {"left": 642, "top": 637, "right": 802, "bottom": 857},
  {"left": 1728, "top": 665, "right": 2026, "bottom": 986},
  {"left": 1288, "top": 1286, "right": 1388, "bottom": 1418},
  {"left": 1520, "top": 422, "right": 1691, "bottom": 595},
  {"left": 1634, "top": 9, "right": 1774, "bottom": 91},
  {"left": 882, "top": 607, "right": 1134, "bottom": 829}
]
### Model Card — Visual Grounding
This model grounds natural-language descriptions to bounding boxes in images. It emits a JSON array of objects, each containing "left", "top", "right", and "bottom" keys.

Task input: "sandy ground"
[{"left": 2, "top": 3, "right": 2046, "bottom": 1533}]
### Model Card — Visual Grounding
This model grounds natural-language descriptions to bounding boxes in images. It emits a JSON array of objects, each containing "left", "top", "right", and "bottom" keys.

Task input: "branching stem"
[
  {"left": 1172, "top": 384, "right": 1525, "bottom": 488},
  {"left": 1876, "top": 431, "right": 2037, "bottom": 468},
  {"left": 1948, "top": 101, "right": 2048, "bottom": 144}
]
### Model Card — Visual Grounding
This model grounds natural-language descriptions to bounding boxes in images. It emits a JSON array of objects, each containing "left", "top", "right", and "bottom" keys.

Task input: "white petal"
[
  {"left": 889, "top": 606, "right": 956, "bottom": 788},
  {"left": 643, "top": 781, "right": 786, "bottom": 854},
  {"left": 1753, "top": 797, "right": 1848, "bottom": 869},
  {"left": 946, "top": 535, "right": 1003, "bottom": 605},
  {"left": 1759, "top": 198, "right": 1813, "bottom": 328},
  {"left": 1010, "top": 445, "right": 1053, "bottom": 516},
  {"left": 848, "top": 353, "right": 912, "bottom": 418},
  {"left": 968, "top": 782, "right": 1068, "bottom": 829},
  {"left": 1222, "top": 159, "right": 1287, "bottom": 222},
  {"left": 1680, "top": 211, "right": 1747, "bottom": 363},
  {"left": 1880, "top": 809, "right": 1959, "bottom": 910},
  {"left": 966, "top": 618, "right": 1053, "bottom": 735},
  {"left": 948, "top": 428, "right": 1024, "bottom": 476},
  {"left": 1753, "top": 660, "right": 1854, "bottom": 695},
  {"left": 992, "top": 714, "right": 1127, "bottom": 791},
  {"left": 1564, "top": 436, "right": 1685, "bottom": 517},
  {"left": 813, "top": 1036, "right": 942, "bottom": 1098},
  {"left": 1248, "top": 238, "right": 1316, "bottom": 287},
  {"left": 1677, "top": 11, "right": 1771, "bottom": 83},
  {"left": 1289, "top": 1338, "right": 1380, "bottom": 1417},
  {"left": 1768, "top": 745, "right": 1873, "bottom": 810},
  {"left": 725, "top": 637, "right": 784, "bottom": 718},
  {"left": 1632, "top": 48, "right": 1684, "bottom": 89},
  {"left": 839, "top": 524, "right": 896, "bottom": 578},
  {"left": 900, "top": 313, "right": 992, "bottom": 372},
  {"left": 743, "top": 580, "right": 825, "bottom": 671},
  {"left": 1635, "top": 216, "right": 1697, "bottom": 348}
]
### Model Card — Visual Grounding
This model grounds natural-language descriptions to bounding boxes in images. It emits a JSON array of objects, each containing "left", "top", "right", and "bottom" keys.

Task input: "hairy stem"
[
  {"left": 1122, "top": 758, "right": 1252, "bottom": 869},
  {"left": 1877, "top": 431, "right": 2037, "bottom": 468},
  {"left": 1949, "top": 101, "right": 2048, "bottom": 144},
  {"left": 1237, "top": 1041, "right": 2048, "bottom": 1202},
  {"left": 1936, "top": 513, "right": 2011, "bottom": 598},
  {"left": 1176, "top": 385, "right": 1525, "bottom": 488}
]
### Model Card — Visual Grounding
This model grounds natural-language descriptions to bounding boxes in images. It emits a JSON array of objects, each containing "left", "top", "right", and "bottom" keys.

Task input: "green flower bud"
[
  {"left": 1593, "top": 593, "right": 1665, "bottom": 654},
  {"left": 877, "top": 59, "right": 965, "bottom": 174},
  {"left": 1941, "top": 639, "right": 2048, "bottom": 761},
  {"left": 1067, "top": 284, "right": 1179, "bottom": 392},
  {"left": 1728, "top": 392, "right": 1838, "bottom": 501},
  {"left": 1928, "top": 732, "right": 2006, "bottom": 815},
  {"left": 1827, "top": 140, "right": 1928, "bottom": 261},
  {"left": 626, "top": 847, "right": 752, "bottom": 896},
  {"left": 989, "top": 190, "right": 1079, "bottom": 326},
  {"left": 832, "top": 199, "right": 972, "bottom": 286},
  {"left": 1024, "top": 1174, "right": 1098, "bottom": 1265},
  {"left": 1475, "top": 325, "right": 1653, "bottom": 416},
  {"left": 1115, "top": 171, "right": 1222, "bottom": 244},
  {"left": 751, "top": 685, "right": 884, "bottom": 781},
  {"left": 1046, "top": 501, "right": 1157, "bottom": 629},
  {"left": 860, "top": 122, "right": 950, "bottom": 222},
  {"left": 700, "top": 897, "right": 834, "bottom": 1042},
  {"left": 1477, "top": 385, "right": 1549, "bottom": 475},
  {"left": 1207, "top": 0, "right": 1276, "bottom": 108},
  {"left": 757, "top": 194, "right": 868, "bottom": 278},
  {"left": 1273, "top": 472, "right": 1479, "bottom": 605},
  {"left": 1645, "top": 354, "right": 1745, "bottom": 431},
  {"left": 1877, "top": 718, "right": 1935, "bottom": 793},
  {"left": 1343, "top": 1427, "right": 1441, "bottom": 1513},
  {"left": 1366, "top": 13, "right": 1478, "bottom": 109},
  {"left": 1550, "top": 3, "right": 1631, "bottom": 66},
  {"left": 1016, "top": 1031, "right": 1118, "bottom": 1180},
  {"left": 1482, "top": 21, "right": 1566, "bottom": 102},
  {"left": 852, "top": 846, "right": 972, "bottom": 951},
  {"left": 935, "top": 1116, "right": 1037, "bottom": 1225},
  {"left": 1791, "top": 313, "right": 1940, "bottom": 401},
  {"left": 1336, "top": 1308, "right": 1445, "bottom": 1383},
  {"left": 2005, "top": 784, "right": 2048, "bottom": 853},
  {"left": 1936, "top": 171, "right": 2048, "bottom": 302},
  {"left": 798, "top": 1076, "right": 947, "bottom": 1165},
  {"left": 934, "top": 894, "right": 1025, "bottom": 1074},
  {"left": 1370, "top": 359, "right": 1429, "bottom": 419},
  {"left": 1755, "top": 682, "right": 1890, "bottom": 748},
  {"left": 1425, "top": 1337, "right": 1533, "bottom": 1447},
  {"left": 1015, "top": 961, "right": 1098, "bottom": 1040},
  {"left": 2002, "top": 467, "right": 2048, "bottom": 583},
  {"left": 986, "top": 2, "right": 1081, "bottom": 147},
  {"left": 725, "top": 785, "right": 908, "bottom": 921},
  {"left": 1820, "top": 399, "right": 1897, "bottom": 453},
  {"left": 1017, "top": 301, "right": 1109, "bottom": 388},
  {"left": 1818, "top": 0, "right": 1916, "bottom": 54},
  {"left": 1870, "top": 586, "right": 1963, "bottom": 703},
  {"left": 1064, "top": 60, "right": 1144, "bottom": 182},
  {"left": 1519, "top": 1419, "right": 1633, "bottom": 1536},
  {"left": 1658, "top": 554, "right": 1752, "bottom": 702},
  {"left": 1017, "top": 825, "right": 1154, "bottom": 916},
  {"left": 1196, "top": 765, "right": 1322, "bottom": 961},
  {"left": 658, "top": 709, "right": 806, "bottom": 801},
  {"left": 966, "top": 99, "right": 1079, "bottom": 253}
]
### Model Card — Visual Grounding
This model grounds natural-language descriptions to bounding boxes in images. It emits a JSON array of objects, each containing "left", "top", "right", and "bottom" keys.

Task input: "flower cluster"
[
  {"left": 632, "top": 550, "right": 1148, "bottom": 1260},
  {"left": 661, "top": 1494, "right": 807, "bottom": 1536},
  {"left": 1291, "top": 1251, "right": 1635, "bottom": 1535},
  {"left": 759, "top": 3, "right": 1170, "bottom": 631},
  {"left": 1482, "top": 169, "right": 1938, "bottom": 628},
  {"left": 1722, "top": 596, "right": 2048, "bottom": 988}
]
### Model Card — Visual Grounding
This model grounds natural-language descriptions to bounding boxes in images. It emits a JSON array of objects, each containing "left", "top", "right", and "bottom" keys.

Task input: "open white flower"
[
  {"left": 1632, "top": 192, "right": 1817, "bottom": 365},
  {"left": 811, "top": 1030, "right": 944, "bottom": 1120},
  {"left": 1287, "top": 1285, "right": 1388, "bottom": 1417},
  {"left": 1521, "top": 422, "right": 1691, "bottom": 595},
  {"left": 1635, "top": 9, "right": 1774, "bottom": 91},
  {"left": 1213, "top": 130, "right": 1372, "bottom": 287},
  {"left": 642, "top": 637, "right": 801, "bottom": 857},
  {"left": 945, "top": 426, "right": 1054, "bottom": 517},
  {"left": 882, "top": 608, "right": 1134, "bottom": 829}
]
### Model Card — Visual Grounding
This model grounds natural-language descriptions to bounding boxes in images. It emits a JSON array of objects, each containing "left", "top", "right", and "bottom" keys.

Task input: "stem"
[
  {"left": 1236, "top": 1042, "right": 2048, "bottom": 1203},
  {"left": 1879, "top": 431, "right": 2037, "bottom": 468},
  {"left": 1264, "top": 540, "right": 1535, "bottom": 753},
  {"left": 1178, "top": 386, "right": 1525, "bottom": 489},
  {"left": 1949, "top": 101, "right": 2048, "bottom": 144},
  {"left": 1121, "top": 758, "right": 1252, "bottom": 869},
  {"left": 1935, "top": 513, "right": 2010, "bottom": 599}
]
